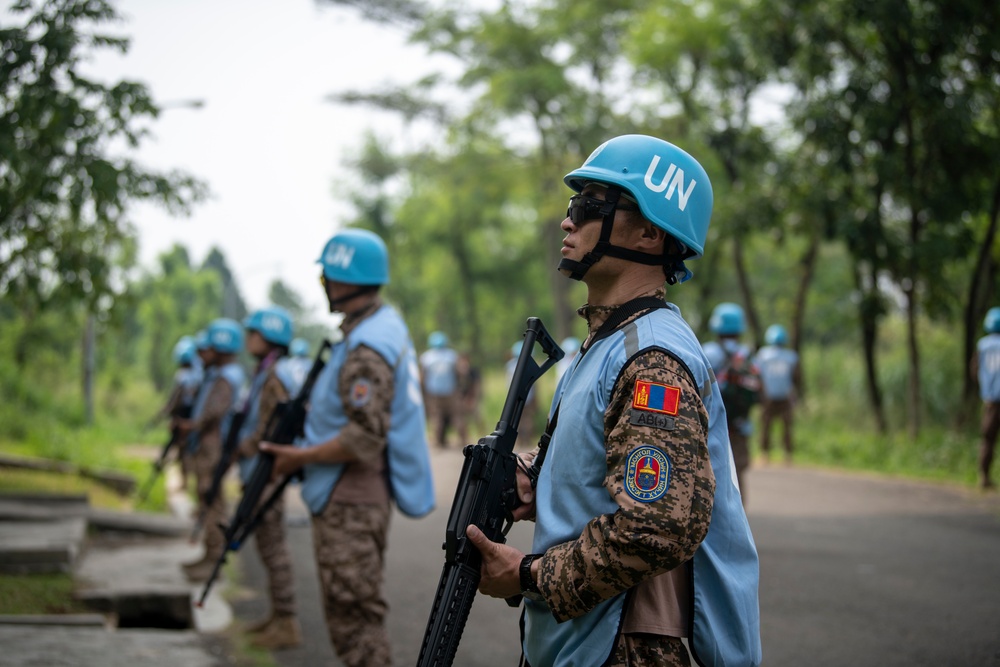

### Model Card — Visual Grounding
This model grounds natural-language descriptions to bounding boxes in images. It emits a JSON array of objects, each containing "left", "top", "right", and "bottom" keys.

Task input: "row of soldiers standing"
[{"left": 156, "top": 229, "right": 437, "bottom": 662}]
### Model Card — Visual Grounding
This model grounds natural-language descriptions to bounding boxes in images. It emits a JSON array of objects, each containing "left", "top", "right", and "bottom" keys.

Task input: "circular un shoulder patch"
[
  {"left": 349, "top": 378, "right": 372, "bottom": 408},
  {"left": 624, "top": 446, "right": 672, "bottom": 503}
]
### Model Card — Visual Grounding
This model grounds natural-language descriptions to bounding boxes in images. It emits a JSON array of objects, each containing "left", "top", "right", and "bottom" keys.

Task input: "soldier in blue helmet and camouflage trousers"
[
  {"left": 971, "top": 307, "right": 1000, "bottom": 490},
  {"left": 753, "top": 324, "right": 800, "bottom": 465},
  {"left": 176, "top": 318, "right": 246, "bottom": 581},
  {"left": 236, "top": 306, "right": 304, "bottom": 649},
  {"left": 261, "top": 229, "right": 435, "bottom": 667},
  {"left": 467, "top": 135, "right": 761, "bottom": 667}
]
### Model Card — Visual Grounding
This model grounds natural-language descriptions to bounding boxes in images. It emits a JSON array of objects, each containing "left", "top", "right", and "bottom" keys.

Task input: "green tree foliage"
[
  {"left": 324, "top": 0, "right": 999, "bottom": 438},
  {"left": 0, "top": 0, "right": 207, "bottom": 317}
]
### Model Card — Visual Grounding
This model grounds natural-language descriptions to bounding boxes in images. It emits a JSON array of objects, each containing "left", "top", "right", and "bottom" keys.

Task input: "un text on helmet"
[
  {"left": 643, "top": 156, "right": 697, "bottom": 212},
  {"left": 325, "top": 243, "right": 356, "bottom": 269}
]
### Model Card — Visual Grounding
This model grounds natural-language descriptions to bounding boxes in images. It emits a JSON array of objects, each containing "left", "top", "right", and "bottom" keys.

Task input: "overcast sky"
[{"left": 80, "top": 0, "right": 452, "bottom": 314}]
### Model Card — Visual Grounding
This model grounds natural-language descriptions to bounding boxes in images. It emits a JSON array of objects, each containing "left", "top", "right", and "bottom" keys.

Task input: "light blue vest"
[
  {"left": 525, "top": 305, "right": 761, "bottom": 667},
  {"left": 978, "top": 334, "right": 1000, "bottom": 402},
  {"left": 753, "top": 345, "right": 798, "bottom": 400},
  {"left": 298, "top": 305, "right": 435, "bottom": 518},
  {"left": 419, "top": 347, "right": 459, "bottom": 396},
  {"left": 237, "top": 357, "right": 303, "bottom": 483},
  {"left": 187, "top": 362, "right": 245, "bottom": 453}
]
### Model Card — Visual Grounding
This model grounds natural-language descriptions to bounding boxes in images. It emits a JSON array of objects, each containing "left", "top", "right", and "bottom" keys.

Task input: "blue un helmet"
[
  {"left": 172, "top": 336, "right": 197, "bottom": 365},
  {"left": 709, "top": 302, "right": 746, "bottom": 336},
  {"left": 765, "top": 324, "right": 789, "bottom": 346},
  {"left": 561, "top": 134, "right": 713, "bottom": 283},
  {"left": 985, "top": 308, "right": 1000, "bottom": 334},
  {"left": 207, "top": 318, "right": 244, "bottom": 354},
  {"left": 243, "top": 306, "right": 294, "bottom": 347},
  {"left": 289, "top": 338, "right": 310, "bottom": 357},
  {"left": 317, "top": 228, "right": 389, "bottom": 286},
  {"left": 428, "top": 331, "right": 448, "bottom": 349}
]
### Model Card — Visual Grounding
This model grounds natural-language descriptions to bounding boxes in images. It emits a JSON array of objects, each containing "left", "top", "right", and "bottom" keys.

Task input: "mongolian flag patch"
[
  {"left": 624, "top": 446, "right": 672, "bottom": 502},
  {"left": 632, "top": 380, "right": 681, "bottom": 415}
]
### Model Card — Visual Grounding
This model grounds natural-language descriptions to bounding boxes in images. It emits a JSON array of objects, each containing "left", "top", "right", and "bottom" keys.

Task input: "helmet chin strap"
[
  {"left": 327, "top": 286, "right": 376, "bottom": 312},
  {"left": 557, "top": 186, "right": 685, "bottom": 282}
]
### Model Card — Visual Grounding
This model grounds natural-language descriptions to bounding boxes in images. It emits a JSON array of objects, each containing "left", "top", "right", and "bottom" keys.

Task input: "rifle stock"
[
  {"left": 416, "top": 318, "right": 563, "bottom": 667},
  {"left": 196, "top": 340, "right": 331, "bottom": 607}
]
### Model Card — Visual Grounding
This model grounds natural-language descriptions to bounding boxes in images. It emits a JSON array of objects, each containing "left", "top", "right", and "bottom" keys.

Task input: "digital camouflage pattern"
[
  {"left": 312, "top": 500, "right": 391, "bottom": 667},
  {"left": 605, "top": 632, "right": 690, "bottom": 667},
  {"left": 537, "top": 290, "right": 716, "bottom": 633},
  {"left": 191, "top": 377, "right": 234, "bottom": 560},
  {"left": 242, "top": 368, "right": 296, "bottom": 616}
]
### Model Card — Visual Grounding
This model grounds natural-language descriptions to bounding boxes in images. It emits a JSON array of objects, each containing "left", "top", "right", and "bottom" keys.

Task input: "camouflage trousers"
[
  {"left": 191, "top": 442, "right": 226, "bottom": 561},
  {"left": 604, "top": 633, "right": 692, "bottom": 667},
  {"left": 252, "top": 481, "right": 295, "bottom": 616},
  {"left": 311, "top": 500, "right": 392, "bottom": 667},
  {"left": 729, "top": 426, "right": 750, "bottom": 508},
  {"left": 425, "top": 393, "right": 459, "bottom": 448},
  {"left": 760, "top": 398, "right": 794, "bottom": 457}
]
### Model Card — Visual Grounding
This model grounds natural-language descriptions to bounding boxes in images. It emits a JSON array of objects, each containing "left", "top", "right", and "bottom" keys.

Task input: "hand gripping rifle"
[
  {"left": 416, "top": 318, "right": 563, "bottom": 667},
  {"left": 196, "top": 340, "right": 331, "bottom": 607},
  {"left": 135, "top": 404, "right": 192, "bottom": 505}
]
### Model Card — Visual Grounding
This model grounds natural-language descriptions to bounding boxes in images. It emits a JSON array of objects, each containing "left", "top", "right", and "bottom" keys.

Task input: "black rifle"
[
  {"left": 190, "top": 409, "right": 246, "bottom": 541},
  {"left": 416, "top": 318, "right": 563, "bottom": 667},
  {"left": 196, "top": 340, "right": 332, "bottom": 607},
  {"left": 135, "top": 404, "right": 192, "bottom": 505}
]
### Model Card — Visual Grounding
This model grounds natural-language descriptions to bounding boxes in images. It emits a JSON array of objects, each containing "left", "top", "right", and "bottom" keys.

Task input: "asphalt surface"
[{"left": 233, "top": 450, "right": 1000, "bottom": 667}]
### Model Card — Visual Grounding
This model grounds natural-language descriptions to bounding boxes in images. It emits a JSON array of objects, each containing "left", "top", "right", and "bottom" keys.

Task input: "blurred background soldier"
[
  {"left": 235, "top": 306, "right": 303, "bottom": 649},
  {"left": 753, "top": 324, "right": 800, "bottom": 465},
  {"left": 419, "top": 330, "right": 459, "bottom": 448},
  {"left": 155, "top": 335, "right": 203, "bottom": 489},
  {"left": 971, "top": 307, "right": 1000, "bottom": 490},
  {"left": 176, "top": 318, "right": 246, "bottom": 581},
  {"left": 703, "top": 302, "right": 761, "bottom": 505}
]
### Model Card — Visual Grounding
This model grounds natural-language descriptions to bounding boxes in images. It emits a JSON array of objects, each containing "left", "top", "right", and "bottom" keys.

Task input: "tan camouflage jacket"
[{"left": 537, "top": 288, "right": 717, "bottom": 623}]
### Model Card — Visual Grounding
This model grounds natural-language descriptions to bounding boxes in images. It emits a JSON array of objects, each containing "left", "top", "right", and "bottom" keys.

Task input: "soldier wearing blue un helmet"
[
  {"left": 233, "top": 305, "right": 304, "bottom": 648},
  {"left": 972, "top": 307, "right": 1000, "bottom": 490},
  {"left": 259, "top": 227, "right": 434, "bottom": 665},
  {"left": 703, "top": 302, "right": 761, "bottom": 502},
  {"left": 753, "top": 324, "right": 800, "bottom": 465},
  {"left": 176, "top": 317, "right": 246, "bottom": 582},
  {"left": 466, "top": 135, "right": 761, "bottom": 667}
]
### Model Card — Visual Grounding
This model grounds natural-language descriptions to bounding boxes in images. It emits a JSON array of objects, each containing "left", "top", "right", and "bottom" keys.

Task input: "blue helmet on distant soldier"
[
  {"left": 985, "top": 308, "right": 1000, "bottom": 334},
  {"left": 207, "top": 318, "right": 244, "bottom": 354},
  {"left": 289, "top": 337, "right": 310, "bottom": 357},
  {"left": 709, "top": 303, "right": 746, "bottom": 336},
  {"left": 172, "top": 336, "right": 197, "bottom": 365},
  {"left": 764, "top": 324, "right": 789, "bottom": 346},
  {"left": 244, "top": 306, "right": 294, "bottom": 347}
]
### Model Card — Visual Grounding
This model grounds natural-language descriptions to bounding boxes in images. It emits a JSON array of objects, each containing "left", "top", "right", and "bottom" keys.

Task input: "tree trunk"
[
  {"left": 733, "top": 234, "right": 760, "bottom": 347},
  {"left": 855, "top": 264, "right": 887, "bottom": 433},
  {"left": 791, "top": 226, "right": 821, "bottom": 398},
  {"left": 82, "top": 315, "right": 95, "bottom": 425}
]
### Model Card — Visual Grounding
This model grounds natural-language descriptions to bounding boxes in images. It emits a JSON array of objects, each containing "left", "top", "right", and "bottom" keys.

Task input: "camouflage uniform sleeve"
[
  {"left": 337, "top": 344, "right": 394, "bottom": 464},
  {"left": 239, "top": 372, "right": 289, "bottom": 458},
  {"left": 191, "top": 378, "right": 233, "bottom": 435},
  {"left": 537, "top": 349, "right": 716, "bottom": 622}
]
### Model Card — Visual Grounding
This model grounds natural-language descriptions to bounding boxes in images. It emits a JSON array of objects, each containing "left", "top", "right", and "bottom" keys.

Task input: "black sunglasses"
[{"left": 566, "top": 194, "right": 638, "bottom": 225}]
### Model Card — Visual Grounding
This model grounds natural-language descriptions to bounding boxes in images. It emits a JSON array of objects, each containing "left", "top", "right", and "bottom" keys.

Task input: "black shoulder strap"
[{"left": 526, "top": 296, "right": 668, "bottom": 487}]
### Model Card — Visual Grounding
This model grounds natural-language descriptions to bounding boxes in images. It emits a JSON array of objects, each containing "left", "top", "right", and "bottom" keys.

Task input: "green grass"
[{"left": 0, "top": 573, "right": 91, "bottom": 615}]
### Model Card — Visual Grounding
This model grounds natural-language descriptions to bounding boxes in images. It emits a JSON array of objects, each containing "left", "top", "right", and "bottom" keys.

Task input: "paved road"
[{"left": 234, "top": 451, "right": 1000, "bottom": 667}]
